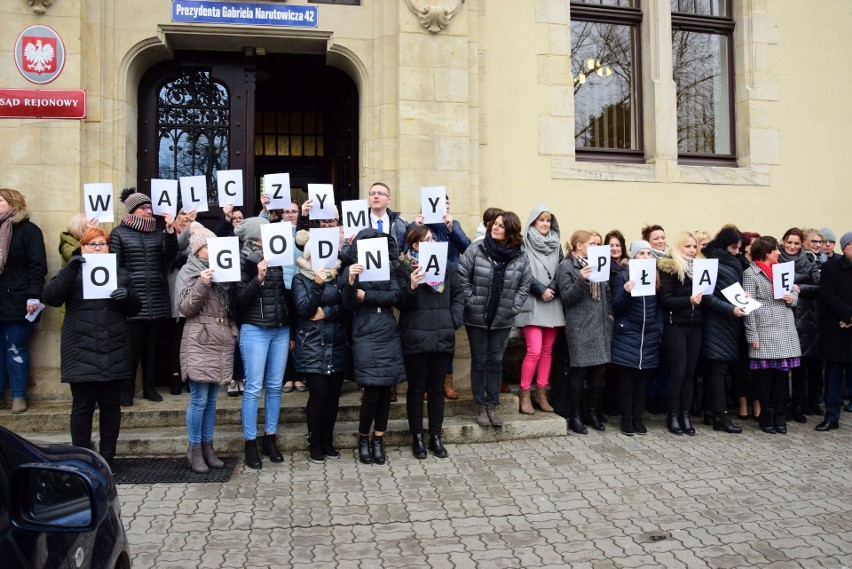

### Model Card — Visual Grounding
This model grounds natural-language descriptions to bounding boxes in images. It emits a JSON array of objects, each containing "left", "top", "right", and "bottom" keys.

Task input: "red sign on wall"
[{"left": 0, "top": 89, "right": 86, "bottom": 119}]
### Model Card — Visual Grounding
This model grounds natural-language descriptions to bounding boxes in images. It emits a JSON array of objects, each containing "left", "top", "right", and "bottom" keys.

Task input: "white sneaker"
[{"left": 227, "top": 380, "right": 240, "bottom": 397}]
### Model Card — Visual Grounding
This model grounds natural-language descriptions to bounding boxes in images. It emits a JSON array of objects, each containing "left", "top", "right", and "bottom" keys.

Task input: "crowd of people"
[{"left": 1, "top": 183, "right": 851, "bottom": 474}]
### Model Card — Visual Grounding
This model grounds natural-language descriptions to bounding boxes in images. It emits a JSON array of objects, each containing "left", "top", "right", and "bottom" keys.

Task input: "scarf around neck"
[
  {"left": 525, "top": 226, "right": 560, "bottom": 285},
  {"left": 755, "top": 260, "right": 773, "bottom": 281},
  {"left": 122, "top": 213, "right": 157, "bottom": 233},
  {"left": 484, "top": 233, "right": 521, "bottom": 264},
  {"left": 0, "top": 209, "right": 17, "bottom": 275}
]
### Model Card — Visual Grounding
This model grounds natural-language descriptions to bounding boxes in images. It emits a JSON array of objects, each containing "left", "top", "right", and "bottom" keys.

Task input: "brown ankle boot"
[
  {"left": 518, "top": 389, "right": 534, "bottom": 415},
  {"left": 533, "top": 387, "right": 554, "bottom": 413},
  {"left": 444, "top": 373, "right": 459, "bottom": 400}
]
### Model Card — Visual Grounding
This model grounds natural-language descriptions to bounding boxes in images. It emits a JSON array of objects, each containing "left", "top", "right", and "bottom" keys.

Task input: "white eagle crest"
[{"left": 24, "top": 39, "right": 55, "bottom": 73}]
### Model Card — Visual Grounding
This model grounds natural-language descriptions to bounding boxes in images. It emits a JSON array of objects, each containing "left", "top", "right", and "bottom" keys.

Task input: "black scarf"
[{"left": 484, "top": 233, "right": 521, "bottom": 263}]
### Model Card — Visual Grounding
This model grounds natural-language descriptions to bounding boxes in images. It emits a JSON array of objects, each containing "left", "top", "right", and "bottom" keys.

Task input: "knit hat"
[
  {"left": 820, "top": 227, "right": 837, "bottom": 243},
  {"left": 840, "top": 231, "right": 852, "bottom": 253},
  {"left": 188, "top": 222, "right": 215, "bottom": 255},
  {"left": 120, "top": 188, "right": 151, "bottom": 214},
  {"left": 233, "top": 216, "right": 268, "bottom": 242},
  {"left": 630, "top": 240, "right": 653, "bottom": 258}
]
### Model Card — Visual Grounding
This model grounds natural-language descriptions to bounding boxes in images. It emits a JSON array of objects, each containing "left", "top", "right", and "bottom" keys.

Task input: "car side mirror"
[{"left": 10, "top": 464, "right": 106, "bottom": 532}]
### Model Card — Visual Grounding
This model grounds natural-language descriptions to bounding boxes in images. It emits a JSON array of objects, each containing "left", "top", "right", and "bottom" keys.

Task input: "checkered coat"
[{"left": 743, "top": 263, "right": 801, "bottom": 360}]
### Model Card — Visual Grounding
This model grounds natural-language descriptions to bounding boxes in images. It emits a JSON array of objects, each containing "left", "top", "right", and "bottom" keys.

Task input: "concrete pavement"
[{"left": 119, "top": 415, "right": 852, "bottom": 568}]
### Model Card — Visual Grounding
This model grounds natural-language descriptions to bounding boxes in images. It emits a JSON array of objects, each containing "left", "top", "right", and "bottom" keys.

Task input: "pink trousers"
[{"left": 520, "top": 326, "right": 559, "bottom": 390}]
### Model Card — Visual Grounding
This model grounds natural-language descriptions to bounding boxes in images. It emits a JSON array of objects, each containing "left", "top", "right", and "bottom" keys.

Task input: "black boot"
[
  {"left": 586, "top": 408, "right": 605, "bottom": 431},
  {"left": 712, "top": 413, "right": 742, "bottom": 433},
  {"left": 411, "top": 433, "right": 427, "bottom": 459},
  {"left": 120, "top": 389, "right": 134, "bottom": 407},
  {"left": 667, "top": 412, "right": 684, "bottom": 435},
  {"left": 322, "top": 432, "right": 340, "bottom": 461},
  {"left": 568, "top": 383, "right": 587, "bottom": 434},
  {"left": 261, "top": 434, "right": 284, "bottom": 463},
  {"left": 774, "top": 414, "right": 787, "bottom": 435},
  {"left": 142, "top": 376, "right": 162, "bottom": 402},
  {"left": 632, "top": 416, "right": 647, "bottom": 435},
  {"left": 170, "top": 374, "right": 182, "bottom": 396},
  {"left": 429, "top": 435, "right": 448, "bottom": 458},
  {"left": 245, "top": 439, "right": 262, "bottom": 469},
  {"left": 307, "top": 434, "right": 325, "bottom": 464},
  {"left": 791, "top": 405, "right": 807, "bottom": 424},
  {"left": 620, "top": 416, "right": 634, "bottom": 436},
  {"left": 358, "top": 434, "right": 372, "bottom": 464},
  {"left": 703, "top": 412, "right": 713, "bottom": 426},
  {"left": 759, "top": 412, "right": 776, "bottom": 434},
  {"left": 680, "top": 411, "right": 695, "bottom": 436},
  {"left": 567, "top": 416, "right": 588, "bottom": 435},
  {"left": 372, "top": 435, "right": 386, "bottom": 465}
]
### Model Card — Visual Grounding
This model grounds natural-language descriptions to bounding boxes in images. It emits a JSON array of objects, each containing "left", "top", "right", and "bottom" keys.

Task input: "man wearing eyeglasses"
[{"left": 367, "top": 182, "right": 408, "bottom": 252}]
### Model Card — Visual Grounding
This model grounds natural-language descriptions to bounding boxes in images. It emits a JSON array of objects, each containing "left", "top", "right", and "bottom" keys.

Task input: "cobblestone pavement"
[{"left": 120, "top": 417, "right": 852, "bottom": 568}]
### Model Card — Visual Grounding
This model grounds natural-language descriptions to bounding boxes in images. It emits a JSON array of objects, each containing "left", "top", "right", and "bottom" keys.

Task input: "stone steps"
[{"left": 9, "top": 382, "right": 567, "bottom": 456}]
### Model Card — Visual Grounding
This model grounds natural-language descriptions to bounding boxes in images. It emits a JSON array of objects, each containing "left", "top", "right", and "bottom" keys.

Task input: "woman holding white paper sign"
[
  {"left": 611, "top": 241, "right": 662, "bottom": 436},
  {"left": 557, "top": 230, "right": 613, "bottom": 434},
  {"left": 658, "top": 231, "right": 705, "bottom": 435},
  {"left": 43, "top": 227, "right": 140, "bottom": 471},
  {"left": 700, "top": 226, "right": 747, "bottom": 434},
  {"left": 744, "top": 236, "right": 801, "bottom": 434},
  {"left": 397, "top": 226, "right": 464, "bottom": 459},
  {"left": 779, "top": 227, "right": 821, "bottom": 423}
]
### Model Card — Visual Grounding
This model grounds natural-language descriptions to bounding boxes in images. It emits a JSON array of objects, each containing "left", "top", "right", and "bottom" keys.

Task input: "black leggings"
[
  {"left": 125, "top": 319, "right": 166, "bottom": 394},
  {"left": 405, "top": 353, "right": 451, "bottom": 436},
  {"left": 570, "top": 364, "right": 606, "bottom": 413},
  {"left": 359, "top": 385, "right": 392, "bottom": 434},
  {"left": 664, "top": 324, "right": 702, "bottom": 413},
  {"left": 705, "top": 360, "right": 732, "bottom": 414},
  {"left": 305, "top": 373, "right": 344, "bottom": 444},
  {"left": 756, "top": 367, "right": 788, "bottom": 426},
  {"left": 617, "top": 366, "right": 649, "bottom": 418}
]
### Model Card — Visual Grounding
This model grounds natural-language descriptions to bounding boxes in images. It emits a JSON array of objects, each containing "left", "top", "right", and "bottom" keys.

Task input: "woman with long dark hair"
[
  {"left": 459, "top": 211, "right": 531, "bottom": 428},
  {"left": 744, "top": 236, "right": 801, "bottom": 434},
  {"left": 398, "top": 225, "right": 464, "bottom": 458}
]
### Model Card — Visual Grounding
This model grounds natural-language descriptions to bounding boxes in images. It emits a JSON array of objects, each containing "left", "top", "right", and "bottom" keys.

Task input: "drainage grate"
[{"left": 112, "top": 457, "right": 238, "bottom": 485}]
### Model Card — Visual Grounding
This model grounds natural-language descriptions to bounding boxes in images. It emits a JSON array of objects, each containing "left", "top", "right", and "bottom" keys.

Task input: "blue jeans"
[
  {"left": 0, "top": 321, "right": 33, "bottom": 399},
  {"left": 465, "top": 325, "right": 511, "bottom": 407},
  {"left": 186, "top": 381, "right": 221, "bottom": 445},
  {"left": 240, "top": 324, "right": 289, "bottom": 440}
]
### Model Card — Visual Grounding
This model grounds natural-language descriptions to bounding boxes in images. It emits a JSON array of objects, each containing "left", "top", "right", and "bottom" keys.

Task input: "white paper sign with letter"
[
  {"left": 419, "top": 241, "right": 448, "bottom": 284},
  {"left": 587, "top": 245, "right": 611, "bottom": 283},
  {"left": 261, "top": 222, "right": 294, "bottom": 267},
  {"left": 628, "top": 258, "right": 657, "bottom": 297},
  {"left": 263, "top": 173, "right": 291, "bottom": 210},
  {"left": 310, "top": 228, "right": 341, "bottom": 271},
  {"left": 772, "top": 261, "right": 795, "bottom": 300},
  {"left": 721, "top": 282, "right": 762, "bottom": 315},
  {"left": 692, "top": 258, "right": 719, "bottom": 296},
  {"left": 420, "top": 187, "right": 446, "bottom": 225},
  {"left": 342, "top": 199, "right": 369, "bottom": 237},
  {"left": 358, "top": 237, "right": 390, "bottom": 282},
  {"left": 82, "top": 253, "right": 117, "bottom": 299},
  {"left": 84, "top": 183, "right": 114, "bottom": 223},
  {"left": 207, "top": 237, "right": 241, "bottom": 283},
  {"left": 151, "top": 179, "right": 178, "bottom": 218},
  {"left": 180, "top": 175, "right": 209, "bottom": 213},
  {"left": 217, "top": 170, "right": 243, "bottom": 207},
  {"left": 308, "top": 184, "right": 335, "bottom": 220}
]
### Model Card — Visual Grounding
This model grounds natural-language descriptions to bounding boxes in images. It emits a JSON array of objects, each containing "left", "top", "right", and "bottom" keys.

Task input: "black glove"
[
  {"left": 109, "top": 287, "right": 129, "bottom": 301},
  {"left": 67, "top": 255, "right": 86, "bottom": 270}
]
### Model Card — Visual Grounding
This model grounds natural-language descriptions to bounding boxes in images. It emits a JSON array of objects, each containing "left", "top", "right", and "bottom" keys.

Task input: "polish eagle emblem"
[{"left": 23, "top": 38, "right": 56, "bottom": 74}]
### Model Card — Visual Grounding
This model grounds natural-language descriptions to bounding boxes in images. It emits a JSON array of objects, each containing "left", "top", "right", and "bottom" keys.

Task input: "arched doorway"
[{"left": 137, "top": 50, "right": 359, "bottom": 224}]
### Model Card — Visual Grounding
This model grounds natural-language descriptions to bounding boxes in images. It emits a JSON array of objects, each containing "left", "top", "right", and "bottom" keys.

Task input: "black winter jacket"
[
  {"left": 611, "top": 264, "right": 662, "bottom": 370},
  {"left": 818, "top": 255, "right": 852, "bottom": 363},
  {"left": 236, "top": 248, "right": 293, "bottom": 329},
  {"left": 658, "top": 257, "right": 703, "bottom": 327},
  {"left": 43, "top": 258, "right": 141, "bottom": 383},
  {"left": 291, "top": 272, "right": 350, "bottom": 376},
  {"left": 0, "top": 214, "right": 47, "bottom": 322},
  {"left": 701, "top": 247, "right": 743, "bottom": 361},
  {"left": 779, "top": 249, "right": 821, "bottom": 358},
  {"left": 396, "top": 263, "right": 464, "bottom": 355},
  {"left": 341, "top": 229, "right": 406, "bottom": 387},
  {"left": 109, "top": 222, "right": 178, "bottom": 321}
]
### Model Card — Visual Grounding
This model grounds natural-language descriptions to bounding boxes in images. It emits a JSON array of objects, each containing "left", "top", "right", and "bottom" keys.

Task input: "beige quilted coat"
[{"left": 178, "top": 275, "right": 237, "bottom": 385}]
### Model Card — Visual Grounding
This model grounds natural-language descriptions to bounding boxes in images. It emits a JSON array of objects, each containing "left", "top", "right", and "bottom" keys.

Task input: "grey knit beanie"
[{"left": 234, "top": 216, "right": 268, "bottom": 242}]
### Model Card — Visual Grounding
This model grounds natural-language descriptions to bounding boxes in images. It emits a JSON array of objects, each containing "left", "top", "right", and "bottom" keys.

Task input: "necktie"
[{"left": 377, "top": 219, "right": 384, "bottom": 233}]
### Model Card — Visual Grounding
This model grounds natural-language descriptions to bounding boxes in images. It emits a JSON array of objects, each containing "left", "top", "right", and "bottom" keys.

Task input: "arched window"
[{"left": 157, "top": 70, "right": 230, "bottom": 205}]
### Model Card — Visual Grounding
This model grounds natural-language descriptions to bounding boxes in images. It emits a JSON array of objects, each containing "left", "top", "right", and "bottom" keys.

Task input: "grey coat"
[
  {"left": 457, "top": 240, "right": 532, "bottom": 330},
  {"left": 743, "top": 263, "right": 801, "bottom": 360},
  {"left": 515, "top": 203, "right": 565, "bottom": 329},
  {"left": 557, "top": 255, "right": 613, "bottom": 367}
]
